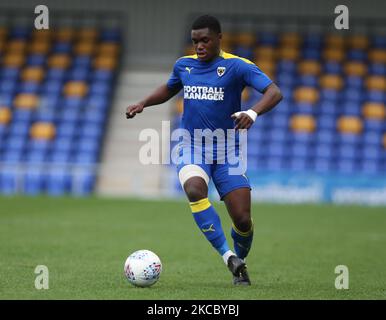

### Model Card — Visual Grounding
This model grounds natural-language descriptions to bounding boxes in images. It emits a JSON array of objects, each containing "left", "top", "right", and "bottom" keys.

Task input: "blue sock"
[
  {"left": 190, "top": 198, "right": 230, "bottom": 256},
  {"left": 231, "top": 221, "right": 254, "bottom": 260}
]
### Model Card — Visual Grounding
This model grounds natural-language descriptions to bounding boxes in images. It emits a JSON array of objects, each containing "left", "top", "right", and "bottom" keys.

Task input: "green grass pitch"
[{"left": 0, "top": 196, "right": 385, "bottom": 299}]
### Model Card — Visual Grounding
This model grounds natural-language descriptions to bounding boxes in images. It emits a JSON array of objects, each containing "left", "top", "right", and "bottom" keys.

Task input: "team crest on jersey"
[{"left": 217, "top": 66, "right": 226, "bottom": 77}]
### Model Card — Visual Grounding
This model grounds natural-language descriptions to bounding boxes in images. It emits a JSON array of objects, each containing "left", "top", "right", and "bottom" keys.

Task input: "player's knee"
[
  {"left": 234, "top": 214, "right": 253, "bottom": 233},
  {"left": 184, "top": 183, "right": 207, "bottom": 202}
]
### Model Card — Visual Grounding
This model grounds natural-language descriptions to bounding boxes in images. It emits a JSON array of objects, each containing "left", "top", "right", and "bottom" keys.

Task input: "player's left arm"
[
  {"left": 232, "top": 83, "right": 283, "bottom": 130},
  {"left": 232, "top": 60, "right": 283, "bottom": 130}
]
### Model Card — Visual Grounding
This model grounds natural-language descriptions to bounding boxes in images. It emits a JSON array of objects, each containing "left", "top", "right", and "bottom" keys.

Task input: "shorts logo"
[
  {"left": 202, "top": 224, "right": 215, "bottom": 233},
  {"left": 217, "top": 66, "right": 226, "bottom": 77}
]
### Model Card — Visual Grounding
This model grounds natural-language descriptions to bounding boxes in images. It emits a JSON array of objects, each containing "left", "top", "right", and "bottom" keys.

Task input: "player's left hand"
[{"left": 231, "top": 112, "right": 254, "bottom": 130}]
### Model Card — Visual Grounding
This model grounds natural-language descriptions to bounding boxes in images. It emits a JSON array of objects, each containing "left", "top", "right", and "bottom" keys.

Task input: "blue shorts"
[{"left": 176, "top": 145, "right": 251, "bottom": 200}]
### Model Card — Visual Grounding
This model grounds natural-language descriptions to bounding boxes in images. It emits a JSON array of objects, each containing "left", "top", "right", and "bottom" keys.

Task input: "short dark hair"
[{"left": 191, "top": 15, "right": 221, "bottom": 34}]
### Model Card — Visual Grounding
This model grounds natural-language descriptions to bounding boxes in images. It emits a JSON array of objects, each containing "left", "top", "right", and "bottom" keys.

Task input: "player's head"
[{"left": 191, "top": 15, "right": 222, "bottom": 62}]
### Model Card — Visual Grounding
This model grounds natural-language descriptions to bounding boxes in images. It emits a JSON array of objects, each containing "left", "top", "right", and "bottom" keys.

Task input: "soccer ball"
[{"left": 124, "top": 250, "right": 162, "bottom": 287}]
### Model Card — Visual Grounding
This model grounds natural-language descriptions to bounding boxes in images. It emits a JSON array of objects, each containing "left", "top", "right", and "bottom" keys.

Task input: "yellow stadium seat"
[
  {"left": 383, "top": 133, "right": 386, "bottom": 149},
  {"left": 93, "top": 55, "right": 117, "bottom": 70},
  {"left": 337, "top": 116, "right": 363, "bottom": 134},
  {"left": 98, "top": 42, "right": 120, "bottom": 57},
  {"left": 365, "top": 75, "right": 386, "bottom": 91},
  {"left": 293, "top": 87, "right": 319, "bottom": 104},
  {"left": 21, "top": 67, "right": 45, "bottom": 82},
  {"left": 48, "top": 54, "right": 71, "bottom": 69},
  {"left": 280, "top": 32, "right": 302, "bottom": 47},
  {"left": 30, "top": 122, "right": 56, "bottom": 140},
  {"left": 234, "top": 32, "right": 256, "bottom": 47},
  {"left": 278, "top": 46, "right": 299, "bottom": 60},
  {"left": 221, "top": 32, "right": 235, "bottom": 47},
  {"left": 31, "top": 29, "right": 52, "bottom": 40},
  {"left": 253, "top": 46, "right": 276, "bottom": 61},
  {"left": 368, "top": 49, "right": 386, "bottom": 64},
  {"left": 3, "top": 54, "right": 25, "bottom": 67},
  {"left": 77, "top": 28, "right": 99, "bottom": 41},
  {"left": 255, "top": 59, "right": 275, "bottom": 75},
  {"left": 325, "top": 34, "right": 345, "bottom": 48},
  {"left": 63, "top": 81, "right": 88, "bottom": 97},
  {"left": 298, "top": 60, "right": 321, "bottom": 76},
  {"left": 362, "top": 102, "right": 386, "bottom": 120},
  {"left": 0, "top": 107, "right": 12, "bottom": 124},
  {"left": 0, "top": 26, "right": 8, "bottom": 39},
  {"left": 323, "top": 48, "right": 345, "bottom": 62},
  {"left": 290, "top": 115, "right": 316, "bottom": 133},
  {"left": 56, "top": 28, "right": 74, "bottom": 41},
  {"left": 347, "top": 34, "right": 369, "bottom": 50},
  {"left": 7, "top": 39, "right": 27, "bottom": 54},
  {"left": 175, "top": 97, "right": 183, "bottom": 114},
  {"left": 28, "top": 41, "right": 51, "bottom": 54},
  {"left": 14, "top": 93, "right": 39, "bottom": 110},
  {"left": 344, "top": 61, "right": 367, "bottom": 77},
  {"left": 0, "top": 40, "right": 5, "bottom": 53},
  {"left": 74, "top": 41, "right": 95, "bottom": 55},
  {"left": 319, "top": 74, "right": 344, "bottom": 90}
]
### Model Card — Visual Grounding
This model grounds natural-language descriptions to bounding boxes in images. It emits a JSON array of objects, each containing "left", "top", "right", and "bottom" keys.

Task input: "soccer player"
[{"left": 126, "top": 15, "right": 282, "bottom": 285}]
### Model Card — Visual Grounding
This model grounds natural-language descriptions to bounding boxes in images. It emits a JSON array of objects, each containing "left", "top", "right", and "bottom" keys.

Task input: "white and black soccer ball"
[{"left": 124, "top": 250, "right": 162, "bottom": 287}]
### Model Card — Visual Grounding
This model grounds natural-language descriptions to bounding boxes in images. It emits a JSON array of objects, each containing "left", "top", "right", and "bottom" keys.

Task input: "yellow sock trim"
[
  {"left": 189, "top": 198, "right": 211, "bottom": 213},
  {"left": 232, "top": 219, "right": 254, "bottom": 237}
]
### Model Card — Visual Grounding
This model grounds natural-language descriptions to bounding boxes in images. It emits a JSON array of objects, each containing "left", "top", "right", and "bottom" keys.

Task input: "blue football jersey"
[{"left": 167, "top": 50, "right": 272, "bottom": 133}]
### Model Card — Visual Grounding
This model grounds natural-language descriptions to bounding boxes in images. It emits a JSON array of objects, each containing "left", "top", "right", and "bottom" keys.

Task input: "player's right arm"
[
  {"left": 126, "top": 85, "right": 180, "bottom": 119},
  {"left": 126, "top": 59, "right": 183, "bottom": 119}
]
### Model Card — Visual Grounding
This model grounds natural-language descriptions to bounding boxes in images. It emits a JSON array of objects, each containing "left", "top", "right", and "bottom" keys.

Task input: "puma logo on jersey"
[
  {"left": 202, "top": 224, "right": 215, "bottom": 233},
  {"left": 185, "top": 67, "right": 194, "bottom": 74}
]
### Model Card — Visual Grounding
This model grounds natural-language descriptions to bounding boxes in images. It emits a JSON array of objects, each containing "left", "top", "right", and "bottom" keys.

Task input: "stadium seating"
[
  {"left": 173, "top": 31, "right": 386, "bottom": 176},
  {"left": 0, "top": 25, "right": 121, "bottom": 195}
]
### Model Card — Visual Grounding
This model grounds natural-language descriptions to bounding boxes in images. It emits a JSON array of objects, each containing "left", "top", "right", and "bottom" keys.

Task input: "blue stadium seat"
[
  {"left": 0, "top": 167, "right": 18, "bottom": 194},
  {"left": 337, "top": 159, "right": 358, "bottom": 174},
  {"left": 1, "top": 67, "right": 20, "bottom": 81},
  {"left": 319, "top": 89, "right": 340, "bottom": 102},
  {"left": 28, "top": 140, "right": 51, "bottom": 152},
  {"left": 73, "top": 151, "right": 98, "bottom": 164},
  {"left": 9, "top": 122, "right": 30, "bottom": 137},
  {"left": 34, "top": 110, "right": 56, "bottom": 122},
  {"left": 26, "top": 54, "right": 46, "bottom": 66},
  {"left": 83, "top": 109, "right": 105, "bottom": 124},
  {"left": 41, "top": 79, "right": 63, "bottom": 94},
  {"left": 73, "top": 56, "right": 92, "bottom": 68},
  {"left": 317, "top": 115, "right": 337, "bottom": 130},
  {"left": 0, "top": 80, "right": 17, "bottom": 94},
  {"left": 39, "top": 94, "right": 61, "bottom": 109},
  {"left": 289, "top": 157, "right": 310, "bottom": 171},
  {"left": 23, "top": 167, "right": 44, "bottom": 195},
  {"left": 302, "top": 48, "right": 321, "bottom": 60},
  {"left": 315, "top": 143, "right": 336, "bottom": 159},
  {"left": 52, "top": 42, "right": 72, "bottom": 54},
  {"left": 77, "top": 138, "right": 100, "bottom": 154},
  {"left": 361, "top": 145, "right": 382, "bottom": 161},
  {"left": 25, "top": 151, "right": 47, "bottom": 164},
  {"left": 337, "top": 133, "right": 361, "bottom": 146},
  {"left": 277, "top": 60, "right": 296, "bottom": 74},
  {"left": 0, "top": 93, "right": 13, "bottom": 106},
  {"left": 10, "top": 26, "right": 30, "bottom": 39},
  {"left": 56, "top": 122, "right": 78, "bottom": 138},
  {"left": 18, "top": 82, "right": 40, "bottom": 94},
  {"left": 71, "top": 169, "right": 95, "bottom": 196},
  {"left": 303, "top": 33, "right": 323, "bottom": 49},
  {"left": 366, "top": 90, "right": 385, "bottom": 103},
  {"left": 298, "top": 75, "right": 318, "bottom": 87},
  {"left": 4, "top": 136, "right": 27, "bottom": 151},
  {"left": 2, "top": 150, "right": 24, "bottom": 163},
  {"left": 67, "top": 68, "right": 89, "bottom": 81},
  {"left": 341, "top": 88, "right": 363, "bottom": 102},
  {"left": 337, "top": 145, "right": 359, "bottom": 160},
  {"left": 79, "top": 123, "right": 103, "bottom": 139},
  {"left": 291, "top": 142, "right": 313, "bottom": 158},
  {"left": 233, "top": 46, "right": 254, "bottom": 60},
  {"left": 61, "top": 97, "right": 83, "bottom": 109},
  {"left": 46, "top": 169, "right": 71, "bottom": 195},
  {"left": 267, "top": 142, "right": 289, "bottom": 158},
  {"left": 324, "top": 62, "right": 342, "bottom": 74},
  {"left": 48, "top": 151, "right": 71, "bottom": 163},
  {"left": 372, "top": 35, "right": 386, "bottom": 48},
  {"left": 59, "top": 108, "right": 80, "bottom": 123},
  {"left": 92, "top": 70, "right": 114, "bottom": 82},
  {"left": 360, "top": 160, "right": 381, "bottom": 174},
  {"left": 266, "top": 157, "right": 286, "bottom": 171},
  {"left": 318, "top": 101, "right": 338, "bottom": 116},
  {"left": 100, "top": 29, "right": 121, "bottom": 42},
  {"left": 89, "top": 81, "right": 111, "bottom": 96},
  {"left": 342, "top": 101, "right": 361, "bottom": 116},
  {"left": 313, "top": 158, "right": 335, "bottom": 173},
  {"left": 258, "top": 32, "right": 278, "bottom": 46},
  {"left": 369, "top": 63, "right": 386, "bottom": 75},
  {"left": 364, "top": 119, "right": 383, "bottom": 132},
  {"left": 362, "top": 131, "right": 382, "bottom": 146},
  {"left": 52, "top": 137, "right": 73, "bottom": 152},
  {"left": 347, "top": 49, "right": 366, "bottom": 61},
  {"left": 45, "top": 69, "right": 66, "bottom": 81},
  {"left": 345, "top": 76, "right": 363, "bottom": 89}
]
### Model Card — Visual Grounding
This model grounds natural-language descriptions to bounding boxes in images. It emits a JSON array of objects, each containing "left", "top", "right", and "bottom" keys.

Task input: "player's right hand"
[{"left": 126, "top": 103, "right": 145, "bottom": 119}]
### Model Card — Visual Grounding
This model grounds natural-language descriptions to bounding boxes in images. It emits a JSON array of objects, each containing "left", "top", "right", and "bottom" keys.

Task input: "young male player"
[{"left": 126, "top": 15, "right": 282, "bottom": 285}]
